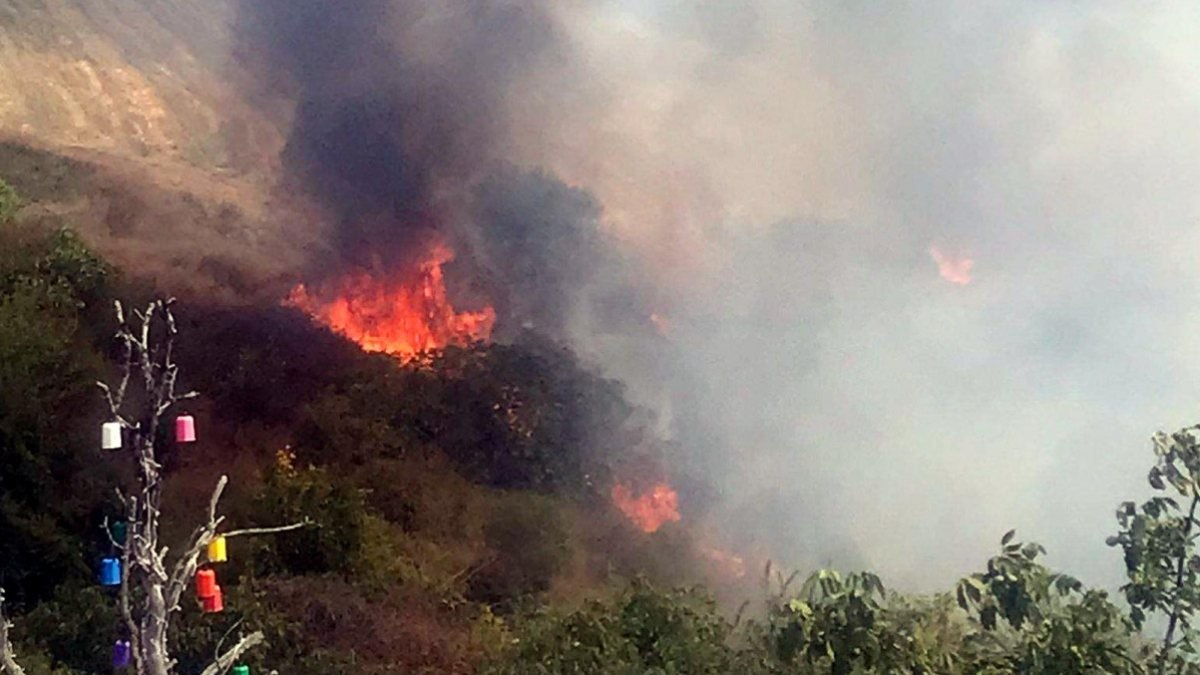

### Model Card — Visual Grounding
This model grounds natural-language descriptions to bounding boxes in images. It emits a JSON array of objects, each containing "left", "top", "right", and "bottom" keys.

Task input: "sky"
[{"left": 485, "top": 0, "right": 1200, "bottom": 589}]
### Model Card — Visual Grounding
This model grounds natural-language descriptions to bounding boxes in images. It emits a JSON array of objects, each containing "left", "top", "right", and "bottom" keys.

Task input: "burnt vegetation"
[{"left": 4, "top": 176, "right": 1200, "bottom": 675}]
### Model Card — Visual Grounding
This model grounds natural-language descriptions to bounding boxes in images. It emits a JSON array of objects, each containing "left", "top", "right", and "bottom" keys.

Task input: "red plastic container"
[
  {"left": 176, "top": 415, "right": 196, "bottom": 443},
  {"left": 202, "top": 586, "right": 224, "bottom": 613},
  {"left": 195, "top": 569, "right": 217, "bottom": 599}
]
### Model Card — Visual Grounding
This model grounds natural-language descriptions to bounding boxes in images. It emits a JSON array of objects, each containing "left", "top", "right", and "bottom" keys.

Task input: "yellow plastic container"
[{"left": 207, "top": 536, "right": 228, "bottom": 563}]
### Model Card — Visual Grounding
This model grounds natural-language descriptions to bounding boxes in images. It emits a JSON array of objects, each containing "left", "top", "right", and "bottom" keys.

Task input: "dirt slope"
[{"left": 0, "top": 0, "right": 319, "bottom": 301}]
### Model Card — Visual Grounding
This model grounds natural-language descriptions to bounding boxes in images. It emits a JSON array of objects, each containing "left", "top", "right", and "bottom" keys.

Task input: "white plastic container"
[{"left": 102, "top": 422, "right": 123, "bottom": 450}]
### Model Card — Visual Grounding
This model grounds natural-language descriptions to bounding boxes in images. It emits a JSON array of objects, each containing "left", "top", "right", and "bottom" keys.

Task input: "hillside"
[
  {"left": 0, "top": 0, "right": 313, "bottom": 302},
  {"left": 0, "top": 0, "right": 275, "bottom": 170},
  {"left": 1, "top": 2, "right": 1198, "bottom": 674},
  {"left": 0, "top": 196, "right": 1173, "bottom": 675}
]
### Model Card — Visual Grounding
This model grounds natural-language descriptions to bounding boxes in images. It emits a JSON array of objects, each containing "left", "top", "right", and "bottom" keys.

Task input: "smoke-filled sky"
[
  {"left": 241, "top": 1, "right": 1200, "bottom": 589},
  {"left": 506, "top": 0, "right": 1200, "bottom": 590}
]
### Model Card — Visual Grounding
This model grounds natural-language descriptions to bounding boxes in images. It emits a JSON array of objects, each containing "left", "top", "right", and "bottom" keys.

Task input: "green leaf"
[{"left": 1001, "top": 529, "right": 1016, "bottom": 546}]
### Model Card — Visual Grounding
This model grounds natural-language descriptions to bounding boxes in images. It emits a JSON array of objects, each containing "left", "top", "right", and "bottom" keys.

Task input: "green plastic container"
[
  {"left": 111, "top": 521, "right": 127, "bottom": 545},
  {"left": 231, "top": 666, "right": 250, "bottom": 675}
]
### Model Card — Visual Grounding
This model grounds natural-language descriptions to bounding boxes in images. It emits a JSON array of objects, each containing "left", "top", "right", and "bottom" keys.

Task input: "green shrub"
[
  {"left": 409, "top": 337, "right": 634, "bottom": 493},
  {"left": 468, "top": 494, "right": 571, "bottom": 607},
  {"left": 176, "top": 306, "right": 368, "bottom": 427},
  {"left": 956, "top": 533, "right": 1143, "bottom": 674},
  {"left": 0, "top": 226, "right": 112, "bottom": 317},
  {"left": 0, "top": 227, "right": 112, "bottom": 607},
  {"left": 13, "top": 584, "right": 118, "bottom": 674},
  {"left": 485, "top": 580, "right": 753, "bottom": 675},
  {"left": 246, "top": 451, "right": 368, "bottom": 576},
  {"left": 0, "top": 178, "right": 22, "bottom": 222}
]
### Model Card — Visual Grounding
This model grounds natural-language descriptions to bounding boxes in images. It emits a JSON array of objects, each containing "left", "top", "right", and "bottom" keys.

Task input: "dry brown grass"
[
  {"left": 0, "top": 0, "right": 328, "bottom": 304},
  {"left": 0, "top": 136, "right": 330, "bottom": 304},
  {"left": 0, "top": 0, "right": 281, "bottom": 173}
]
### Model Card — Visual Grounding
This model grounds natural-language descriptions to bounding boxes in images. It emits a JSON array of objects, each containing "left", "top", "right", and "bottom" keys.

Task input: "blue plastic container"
[{"left": 100, "top": 557, "right": 121, "bottom": 586}]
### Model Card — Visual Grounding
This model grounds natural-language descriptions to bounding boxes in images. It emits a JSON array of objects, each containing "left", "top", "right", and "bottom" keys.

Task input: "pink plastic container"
[{"left": 175, "top": 415, "right": 196, "bottom": 443}]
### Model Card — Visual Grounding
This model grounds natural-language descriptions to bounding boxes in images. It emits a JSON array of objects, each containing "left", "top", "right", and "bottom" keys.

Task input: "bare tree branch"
[
  {"left": 0, "top": 590, "right": 26, "bottom": 675},
  {"left": 207, "top": 477, "right": 229, "bottom": 524},
  {"left": 101, "top": 516, "right": 126, "bottom": 552},
  {"left": 97, "top": 299, "right": 300, "bottom": 675},
  {"left": 223, "top": 522, "right": 311, "bottom": 540},
  {"left": 198, "top": 632, "right": 264, "bottom": 675},
  {"left": 165, "top": 477, "right": 230, "bottom": 613},
  {"left": 118, "top": 509, "right": 146, "bottom": 675}
]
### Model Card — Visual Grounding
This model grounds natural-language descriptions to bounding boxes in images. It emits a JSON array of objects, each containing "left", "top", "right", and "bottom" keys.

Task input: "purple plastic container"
[{"left": 112, "top": 640, "right": 131, "bottom": 669}]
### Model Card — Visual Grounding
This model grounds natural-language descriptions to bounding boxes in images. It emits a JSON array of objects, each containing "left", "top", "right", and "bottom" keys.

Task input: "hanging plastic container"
[
  {"left": 102, "top": 422, "right": 123, "bottom": 450},
  {"left": 100, "top": 558, "right": 121, "bottom": 586},
  {"left": 195, "top": 569, "right": 217, "bottom": 599},
  {"left": 202, "top": 586, "right": 224, "bottom": 613},
  {"left": 175, "top": 415, "right": 196, "bottom": 443},
  {"left": 232, "top": 665, "right": 250, "bottom": 675},
  {"left": 112, "top": 640, "right": 131, "bottom": 669},
  {"left": 207, "top": 536, "right": 227, "bottom": 563},
  {"left": 111, "top": 521, "right": 127, "bottom": 545}
]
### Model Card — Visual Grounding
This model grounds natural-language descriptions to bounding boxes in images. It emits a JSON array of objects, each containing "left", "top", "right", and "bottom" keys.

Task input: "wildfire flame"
[
  {"left": 611, "top": 481, "right": 681, "bottom": 533},
  {"left": 287, "top": 243, "right": 496, "bottom": 360},
  {"left": 929, "top": 246, "right": 974, "bottom": 285}
]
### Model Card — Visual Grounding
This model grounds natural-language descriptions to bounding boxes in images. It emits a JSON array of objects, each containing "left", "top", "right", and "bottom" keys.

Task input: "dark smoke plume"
[
  {"left": 233, "top": 1, "right": 568, "bottom": 265},
  {"left": 233, "top": 0, "right": 657, "bottom": 346},
  {"left": 470, "top": 169, "right": 613, "bottom": 338}
]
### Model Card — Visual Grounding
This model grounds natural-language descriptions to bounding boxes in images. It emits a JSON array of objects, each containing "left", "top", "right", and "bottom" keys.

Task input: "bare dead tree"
[
  {"left": 96, "top": 299, "right": 307, "bottom": 675},
  {"left": 0, "top": 590, "right": 26, "bottom": 675}
]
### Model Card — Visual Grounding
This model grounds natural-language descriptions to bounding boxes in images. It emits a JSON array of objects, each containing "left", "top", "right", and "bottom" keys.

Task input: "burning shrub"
[{"left": 286, "top": 241, "right": 496, "bottom": 361}]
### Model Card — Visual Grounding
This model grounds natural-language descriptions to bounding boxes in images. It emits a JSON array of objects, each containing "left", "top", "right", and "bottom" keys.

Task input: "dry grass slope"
[
  {"left": 0, "top": 0, "right": 326, "bottom": 302},
  {"left": 0, "top": 0, "right": 280, "bottom": 171},
  {"left": 1, "top": 137, "right": 327, "bottom": 303}
]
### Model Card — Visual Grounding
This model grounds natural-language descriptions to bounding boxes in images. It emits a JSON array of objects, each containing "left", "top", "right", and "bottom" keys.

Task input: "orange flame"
[
  {"left": 287, "top": 244, "right": 496, "bottom": 360},
  {"left": 611, "top": 482, "right": 681, "bottom": 533},
  {"left": 930, "top": 246, "right": 974, "bottom": 285}
]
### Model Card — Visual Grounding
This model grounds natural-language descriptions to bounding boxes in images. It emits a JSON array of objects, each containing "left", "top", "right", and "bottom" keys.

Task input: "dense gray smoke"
[
  {"left": 233, "top": 1, "right": 567, "bottom": 263},
  {"left": 563, "top": 1, "right": 1200, "bottom": 590},
  {"left": 236, "top": 0, "right": 1200, "bottom": 590}
]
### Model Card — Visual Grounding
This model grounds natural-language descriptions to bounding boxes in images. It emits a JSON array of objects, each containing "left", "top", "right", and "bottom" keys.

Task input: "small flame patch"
[
  {"left": 612, "top": 482, "right": 681, "bottom": 533},
  {"left": 929, "top": 246, "right": 974, "bottom": 286}
]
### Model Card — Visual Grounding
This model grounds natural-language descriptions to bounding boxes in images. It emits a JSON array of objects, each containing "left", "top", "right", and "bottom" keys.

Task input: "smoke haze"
[{"left": 239, "top": 1, "right": 1200, "bottom": 589}]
